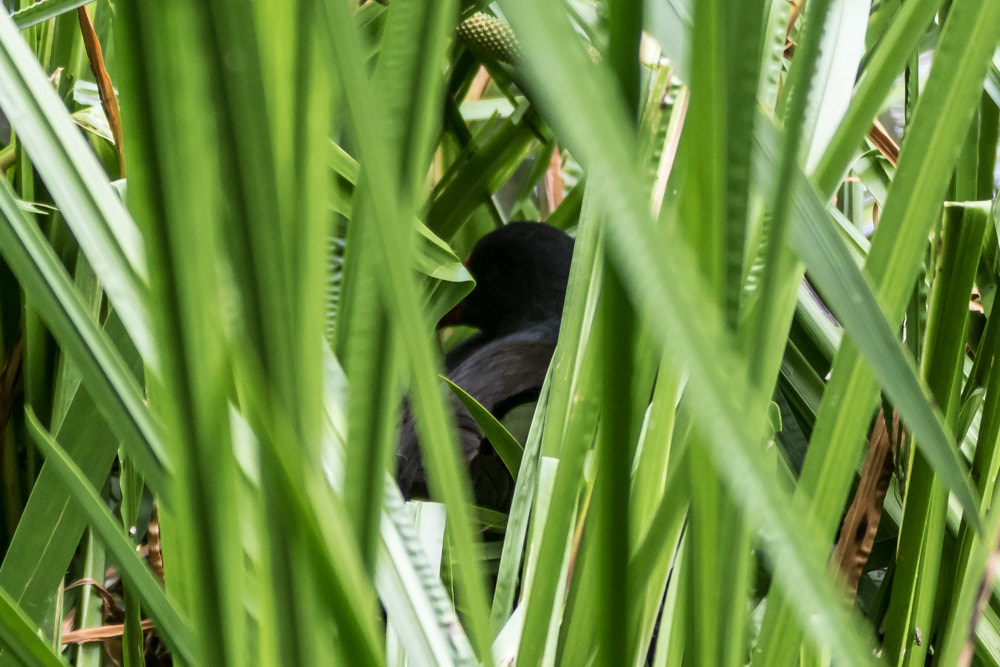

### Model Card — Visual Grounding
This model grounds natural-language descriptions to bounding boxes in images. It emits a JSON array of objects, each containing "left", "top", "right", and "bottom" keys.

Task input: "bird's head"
[{"left": 448, "top": 222, "right": 574, "bottom": 338}]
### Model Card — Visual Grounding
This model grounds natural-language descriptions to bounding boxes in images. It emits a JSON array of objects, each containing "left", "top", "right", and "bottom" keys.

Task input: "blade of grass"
[
  {"left": 0, "top": 584, "right": 67, "bottom": 667},
  {"left": 12, "top": 0, "right": 92, "bottom": 29},
  {"left": 0, "top": 175, "right": 165, "bottom": 491},
  {"left": 813, "top": 0, "right": 947, "bottom": 194},
  {"left": 497, "top": 0, "right": 880, "bottom": 661},
  {"left": 340, "top": 208, "right": 401, "bottom": 570},
  {"left": 592, "top": 262, "right": 634, "bottom": 667},
  {"left": 444, "top": 377, "right": 524, "bottom": 477},
  {"left": 756, "top": 0, "right": 1000, "bottom": 657},
  {"left": 489, "top": 372, "right": 550, "bottom": 632},
  {"left": 320, "top": 344, "right": 477, "bottom": 666},
  {"left": 0, "top": 10, "right": 153, "bottom": 367},
  {"left": 514, "top": 190, "right": 603, "bottom": 664},
  {"left": 882, "top": 202, "right": 989, "bottom": 665},
  {"left": 0, "top": 312, "right": 140, "bottom": 631},
  {"left": 320, "top": 0, "right": 493, "bottom": 656},
  {"left": 25, "top": 408, "right": 193, "bottom": 665},
  {"left": 341, "top": 0, "right": 460, "bottom": 577},
  {"left": 681, "top": 2, "right": 764, "bottom": 658}
]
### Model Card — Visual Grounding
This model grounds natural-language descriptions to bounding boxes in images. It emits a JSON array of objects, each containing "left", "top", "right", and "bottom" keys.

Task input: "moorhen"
[{"left": 397, "top": 222, "right": 574, "bottom": 512}]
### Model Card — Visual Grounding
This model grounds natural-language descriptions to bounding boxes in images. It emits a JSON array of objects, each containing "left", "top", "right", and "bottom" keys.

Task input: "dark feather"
[{"left": 396, "top": 223, "right": 573, "bottom": 512}]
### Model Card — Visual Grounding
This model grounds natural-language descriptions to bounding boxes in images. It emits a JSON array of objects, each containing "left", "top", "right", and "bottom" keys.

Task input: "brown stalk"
[
  {"left": 0, "top": 336, "right": 24, "bottom": 482},
  {"left": 832, "top": 409, "right": 900, "bottom": 599},
  {"left": 868, "top": 119, "right": 900, "bottom": 167},
  {"left": 77, "top": 7, "right": 124, "bottom": 177},
  {"left": 62, "top": 619, "right": 155, "bottom": 644}
]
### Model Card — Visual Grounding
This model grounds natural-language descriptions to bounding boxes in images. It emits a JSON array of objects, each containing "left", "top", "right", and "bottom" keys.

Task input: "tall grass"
[{"left": 0, "top": 0, "right": 998, "bottom": 665}]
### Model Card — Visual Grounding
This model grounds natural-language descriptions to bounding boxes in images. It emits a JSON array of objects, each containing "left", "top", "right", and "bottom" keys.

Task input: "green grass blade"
[
  {"left": 496, "top": 0, "right": 880, "bottom": 661},
  {"left": 757, "top": 0, "right": 1000, "bottom": 658},
  {"left": 12, "top": 0, "right": 92, "bottom": 30},
  {"left": 489, "top": 374, "right": 550, "bottom": 632},
  {"left": 813, "top": 0, "right": 946, "bottom": 194},
  {"left": 443, "top": 376, "right": 524, "bottom": 478},
  {"left": 882, "top": 202, "right": 989, "bottom": 664},
  {"left": 320, "top": 347, "right": 476, "bottom": 665},
  {"left": 0, "top": 584, "right": 67, "bottom": 667},
  {"left": 0, "top": 10, "right": 153, "bottom": 366},
  {"left": 0, "top": 313, "right": 140, "bottom": 631},
  {"left": 754, "top": 117, "right": 981, "bottom": 525},
  {"left": 514, "top": 192, "right": 603, "bottom": 664},
  {"left": 341, "top": 217, "right": 401, "bottom": 570},
  {"left": 592, "top": 264, "right": 635, "bottom": 667},
  {"left": 320, "top": 0, "right": 493, "bottom": 656},
  {"left": 25, "top": 409, "right": 194, "bottom": 665},
  {"left": 0, "top": 176, "right": 165, "bottom": 490}
]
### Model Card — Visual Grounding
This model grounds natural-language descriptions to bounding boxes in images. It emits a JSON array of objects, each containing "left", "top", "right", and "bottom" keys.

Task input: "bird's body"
[{"left": 397, "top": 222, "right": 574, "bottom": 512}]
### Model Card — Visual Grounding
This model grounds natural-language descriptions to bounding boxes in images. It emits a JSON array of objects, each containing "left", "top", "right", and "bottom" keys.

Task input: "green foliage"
[{"left": 0, "top": 0, "right": 999, "bottom": 665}]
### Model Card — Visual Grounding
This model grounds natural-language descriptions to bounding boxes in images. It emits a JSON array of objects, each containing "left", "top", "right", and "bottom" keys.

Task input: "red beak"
[
  {"left": 438, "top": 299, "right": 467, "bottom": 329},
  {"left": 438, "top": 250, "right": 473, "bottom": 329}
]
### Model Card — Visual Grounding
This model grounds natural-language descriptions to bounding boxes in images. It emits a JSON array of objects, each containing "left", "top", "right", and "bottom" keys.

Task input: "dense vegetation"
[{"left": 0, "top": 0, "right": 999, "bottom": 665}]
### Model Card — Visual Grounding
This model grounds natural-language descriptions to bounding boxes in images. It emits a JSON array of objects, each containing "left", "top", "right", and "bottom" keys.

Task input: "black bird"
[{"left": 397, "top": 222, "right": 574, "bottom": 512}]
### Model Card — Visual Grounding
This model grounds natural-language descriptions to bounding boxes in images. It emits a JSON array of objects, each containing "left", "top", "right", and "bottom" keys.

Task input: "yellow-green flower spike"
[{"left": 457, "top": 12, "right": 522, "bottom": 65}]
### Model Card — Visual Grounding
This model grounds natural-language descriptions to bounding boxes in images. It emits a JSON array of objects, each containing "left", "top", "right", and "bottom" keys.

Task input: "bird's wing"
[{"left": 396, "top": 329, "right": 557, "bottom": 507}]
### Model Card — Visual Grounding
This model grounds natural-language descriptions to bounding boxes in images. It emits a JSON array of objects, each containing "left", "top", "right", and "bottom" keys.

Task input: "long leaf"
[
  {"left": 12, "top": 0, "right": 92, "bottom": 30},
  {"left": 320, "top": 346, "right": 477, "bottom": 666},
  {"left": 757, "top": 0, "right": 1000, "bottom": 658},
  {"left": 0, "top": 176, "right": 166, "bottom": 491},
  {"left": 0, "top": 584, "right": 67, "bottom": 667},
  {"left": 0, "top": 312, "right": 140, "bottom": 631},
  {"left": 498, "top": 0, "right": 880, "bottom": 662},
  {"left": 443, "top": 376, "right": 524, "bottom": 478},
  {"left": 0, "top": 9, "right": 153, "bottom": 366},
  {"left": 319, "top": 0, "right": 494, "bottom": 656},
  {"left": 25, "top": 409, "right": 194, "bottom": 665},
  {"left": 754, "top": 116, "right": 980, "bottom": 526}
]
